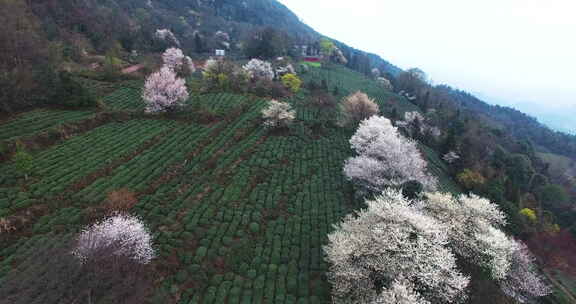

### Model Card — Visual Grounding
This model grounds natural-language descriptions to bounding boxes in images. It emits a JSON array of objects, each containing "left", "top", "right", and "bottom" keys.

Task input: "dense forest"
[{"left": 0, "top": 0, "right": 575, "bottom": 303}]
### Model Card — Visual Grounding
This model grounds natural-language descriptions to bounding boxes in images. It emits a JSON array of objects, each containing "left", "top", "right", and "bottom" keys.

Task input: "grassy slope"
[{"left": 5, "top": 65, "right": 561, "bottom": 303}]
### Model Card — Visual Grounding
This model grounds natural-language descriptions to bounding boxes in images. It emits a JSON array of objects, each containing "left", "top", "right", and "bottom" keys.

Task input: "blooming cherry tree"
[
  {"left": 500, "top": 240, "right": 552, "bottom": 303},
  {"left": 162, "top": 47, "right": 184, "bottom": 70},
  {"left": 243, "top": 58, "right": 274, "bottom": 81},
  {"left": 422, "top": 192, "right": 516, "bottom": 279},
  {"left": 73, "top": 213, "right": 155, "bottom": 264},
  {"left": 142, "top": 66, "right": 189, "bottom": 113},
  {"left": 376, "top": 77, "right": 393, "bottom": 91},
  {"left": 261, "top": 100, "right": 296, "bottom": 129},
  {"left": 155, "top": 29, "right": 180, "bottom": 46},
  {"left": 343, "top": 116, "right": 437, "bottom": 194},
  {"left": 324, "top": 189, "right": 469, "bottom": 304},
  {"left": 443, "top": 151, "right": 460, "bottom": 164},
  {"left": 397, "top": 111, "right": 442, "bottom": 138}
]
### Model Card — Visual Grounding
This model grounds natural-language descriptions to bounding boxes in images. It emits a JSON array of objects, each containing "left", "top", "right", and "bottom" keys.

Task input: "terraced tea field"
[{"left": 0, "top": 66, "right": 454, "bottom": 303}]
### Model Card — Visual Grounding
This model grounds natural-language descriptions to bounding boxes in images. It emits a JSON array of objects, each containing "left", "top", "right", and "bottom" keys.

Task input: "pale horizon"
[{"left": 279, "top": 0, "right": 576, "bottom": 133}]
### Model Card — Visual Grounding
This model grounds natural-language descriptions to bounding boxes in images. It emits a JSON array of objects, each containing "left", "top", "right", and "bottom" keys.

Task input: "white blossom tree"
[
  {"left": 184, "top": 56, "right": 196, "bottom": 74},
  {"left": 154, "top": 29, "right": 180, "bottom": 46},
  {"left": 443, "top": 151, "right": 460, "bottom": 164},
  {"left": 397, "top": 111, "right": 442, "bottom": 138},
  {"left": 261, "top": 99, "right": 296, "bottom": 129},
  {"left": 243, "top": 58, "right": 274, "bottom": 81},
  {"left": 73, "top": 214, "right": 155, "bottom": 265},
  {"left": 500, "top": 240, "right": 552, "bottom": 303},
  {"left": 142, "top": 66, "right": 189, "bottom": 113},
  {"left": 343, "top": 116, "right": 437, "bottom": 194},
  {"left": 324, "top": 189, "right": 469, "bottom": 304},
  {"left": 376, "top": 77, "right": 393, "bottom": 91}
]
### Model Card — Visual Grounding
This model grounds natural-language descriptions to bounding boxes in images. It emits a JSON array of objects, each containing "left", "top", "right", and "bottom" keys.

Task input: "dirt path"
[{"left": 122, "top": 64, "right": 144, "bottom": 74}]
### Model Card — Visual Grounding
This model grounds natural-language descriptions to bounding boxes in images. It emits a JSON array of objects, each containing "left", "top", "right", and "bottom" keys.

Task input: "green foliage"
[
  {"left": 13, "top": 142, "right": 33, "bottom": 179},
  {"left": 520, "top": 208, "right": 537, "bottom": 223},
  {"left": 319, "top": 38, "right": 336, "bottom": 56},
  {"left": 51, "top": 72, "right": 96, "bottom": 108},
  {"left": 281, "top": 73, "right": 302, "bottom": 93},
  {"left": 401, "top": 180, "right": 423, "bottom": 199},
  {"left": 457, "top": 169, "right": 486, "bottom": 191}
]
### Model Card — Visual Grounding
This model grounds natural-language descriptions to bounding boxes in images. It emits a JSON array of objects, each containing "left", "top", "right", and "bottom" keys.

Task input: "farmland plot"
[
  {"left": 0, "top": 66, "right": 461, "bottom": 304},
  {"left": 0, "top": 109, "right": 95, "bottom": 141}
]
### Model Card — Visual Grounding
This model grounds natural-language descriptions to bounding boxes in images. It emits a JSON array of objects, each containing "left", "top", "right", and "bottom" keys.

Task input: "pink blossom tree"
[
  {"left": 142, "top": 66, "right": 189, "bottom": 113},
  {"left": 162, "top": 47, "right": 185, "bottom": 70}
]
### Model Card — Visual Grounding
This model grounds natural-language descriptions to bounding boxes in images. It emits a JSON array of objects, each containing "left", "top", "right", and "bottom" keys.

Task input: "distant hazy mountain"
[{"left": 472, "top": 92, "right": 576, "bottom": 134}]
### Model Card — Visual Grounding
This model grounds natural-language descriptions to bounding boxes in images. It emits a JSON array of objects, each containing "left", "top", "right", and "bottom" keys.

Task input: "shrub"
[
  {"left": 519, "top": 208, "right": 537, "bottom": 223},
  {"left": 261, "top": 100, "right": 295, "bottom": 129},
  {"left": 456, "top": 169, "right": 486, "bottom": 191},
  {"left": 142, "top": 66, "right": 189, "bottom": 113},
  {"left": 339, "top": 91, "right": 379, "bottom": 126},
  {"left": 51, "top": 71, "right": 96, "bottom": 108},
  {"left": 13, "top": 141, "right": 33, "bottom": 180},
  {"left": 281, "top": 73, "right": 302, "bottom": 93}
]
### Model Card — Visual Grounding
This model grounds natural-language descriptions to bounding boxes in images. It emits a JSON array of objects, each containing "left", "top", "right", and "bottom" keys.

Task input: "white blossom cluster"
[
  {"left": 325, "top": 189, "right": 551, "bottom": 304},
  {"left": 396, "top": 111, "right": 442, "bottom": 138},
  {"left": 343, "top": 116, "right": 438, "bottom": 194},
  {"left": 154, "top": 28, "right": 180, "bottom": 46},
  {"left": 261, "top": 100, "right": 296, "bottom": 129},
  {"left": 275, "top": 64, "right": 296, "bottom": 78},
  {"left": 372, "top": 280, "right": 431, "bottom": 304},
  {"left": 500, "top": 241, "right": 552, "bottom": 303},
  {"left": 214, "top": 30, "right": 230, "bottom": 41},
  {"left": 73, "top": 214, "right": 155, "bottom": 264},
  {"left": 203, "top": 58, "right": 218, "bottom": 72},
  {"left": 443, "top": 151, "right": 460, "bottom": 164},
  {"left": 376, "top": 77, "right": 393, "bottom": 91},
  {"left": 162, "top": 48, "right": 195, "bottom": 73},
  {"left": 371, "top": 68, "right": 381, "bottom": 78},
  {"left": 324, "top": 189, "right": 469, "bottom": 304},
  {"left": 421, "top": 192, "right": 512, "bottom": 279},
  {"left": 334, "top": 48, "right": 348, "bottom": 64},
  {"left": 243, "top": 59, "right": 275, "bottom": 81},
  {"left": 398, "top": 90, "right": 417, "bottom": 101},
  {"left": 142, "top": 66, "right": 189, "bottom": 113}
]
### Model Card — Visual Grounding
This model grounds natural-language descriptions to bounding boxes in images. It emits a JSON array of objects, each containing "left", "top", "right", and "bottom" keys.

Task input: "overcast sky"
[{"left": 278, "top": 0, "right": 576, "bottom": 133}]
